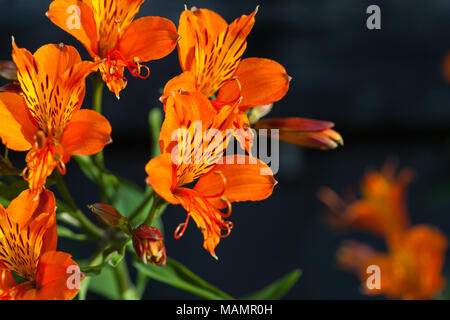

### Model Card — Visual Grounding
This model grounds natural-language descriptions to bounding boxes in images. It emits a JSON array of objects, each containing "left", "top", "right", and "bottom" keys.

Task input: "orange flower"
[
  {"left": 319, "top": 163, "right": 413, "bottom": 239},
  {"left": 358, "top": 226, "right": 447, "bottom": 300},
  {"left": 0, "top": 190, "right": 80, "bottom": 300},
  {"left": 0, "top": 41, "right": 112, "bottom": 196},
  {"left": 146, "top": 91, "right": 276, "bottom": 258},
  {"left": 254, "top": 117, "right": 343, "bottom": 150},
  {"left": 161, "top": 7, "right": 291, "bottom": 151},
  {"left": 47, "top": 0, "right": 179, "bottom": 98}
]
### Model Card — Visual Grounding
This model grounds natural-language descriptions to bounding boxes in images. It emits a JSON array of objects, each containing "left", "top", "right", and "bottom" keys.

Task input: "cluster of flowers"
[
  {"left": 0, "top": 0, "right": 342, "bottom": 299},
  {"left": 319, "top": 163, "right": 448, "bottom": 299}
]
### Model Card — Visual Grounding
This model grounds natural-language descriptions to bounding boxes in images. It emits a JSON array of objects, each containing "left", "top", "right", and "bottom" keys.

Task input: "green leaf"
[
  {"left": 73, "top": 155, "right": 118, "bottom": 198},
  {"left": 88, "top": 265, "right": 120, "bottom": 300},
  {"left": 57, "top": 224, "right": 89, "bottom": 241},
  {"left": 133, "top": 257, "right": 234, "bottom": 300},
  {"left": 0, "top": 155, "right": 21, "bottom": 176},
  {"left": 80, "top": 264, "right": 104, "bottom": 277},
  {"left": 11, "top": 271, "right": 27, "bottom": 284},
  {"left": 112, "top": 178, "right": 149, "bottom": 216},
  {"left": 243, "top": 269, "right": 302, "bottom": 300},
  {"left": 0, "top": 179, "right": 28, "bottom": 201},
  {"left": 106, "top": 242, "right": 128, "bottom": 268},
  {"left": 113, "top": 179, "right": 164, "bottom": 233}
]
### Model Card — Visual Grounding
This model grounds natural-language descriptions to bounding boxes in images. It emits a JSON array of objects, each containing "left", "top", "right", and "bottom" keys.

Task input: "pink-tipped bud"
[
  {"left": 255, "top": 117, "right": 343, "bottom": 150},
  {"left": 132, "top": 225, "right": 166, "bottom": 266},
  {"left": 88, "top": 203, "right": 131, "bottom": 234}
]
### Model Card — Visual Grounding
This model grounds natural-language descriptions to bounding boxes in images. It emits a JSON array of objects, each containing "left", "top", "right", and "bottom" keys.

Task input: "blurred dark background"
[{"left": 1, "top": 0, "right": 450, "bottom": 299}]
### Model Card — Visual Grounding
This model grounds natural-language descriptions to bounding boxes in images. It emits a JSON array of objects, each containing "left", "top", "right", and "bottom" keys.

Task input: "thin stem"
[
  {"left": 112, "top": 259, "right": 137, "bottom": 300},
  {"left": 55, "top": 172, "right": 104, "bottom": 239},
  {"left": 148, "top": 108, "right": 163, "bottom": 158},
  {"left": 91, "top": 72, "right": 108, "bottom": 202},
  {"left": 135, "top": 269, "right": 149, "bottom": 299},
  {"left": 78, "top": 249, "right": 104, "bottom": 300},
  {"left": 91, "top": 72, "right": 104, "bottom": 114},
  {"left": 129, "top": 190, "right": 154, "bottom": 221},
  {"left": 144, "top": 195, "right": 166, "bottom": 226}
]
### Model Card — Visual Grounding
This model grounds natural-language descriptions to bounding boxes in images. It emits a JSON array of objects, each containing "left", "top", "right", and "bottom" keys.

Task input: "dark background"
[{"left": 1, "top": 0, "right": 450, "bottom": 299}]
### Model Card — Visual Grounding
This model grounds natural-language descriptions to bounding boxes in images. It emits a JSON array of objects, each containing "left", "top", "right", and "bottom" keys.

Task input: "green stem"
[
  {"left": 91, "top": 72, "right": 104, "bottom": 114},
  {"left": 148, "top": 108, "right": 163, "bottom": 158},
  {"left": 78, "top": 249, "right": 104, "bottom": 300},
  {"left": 91, "top": 72, "right": 108, "bottom": 202},
  {"left": 129, "top": 190, "right": 154, "bottom": 221},
  {"left": 112, "top": 260, "right": 137, "bottom": 300},
  {"left": 144, "top": 195, "right": 166, "bottom": 226},
  {"left": 135, "top": 269, "right": 149, "bottom": 299},
  {"left": 55, "top": 172, "right": 104, "bottom": 239}
]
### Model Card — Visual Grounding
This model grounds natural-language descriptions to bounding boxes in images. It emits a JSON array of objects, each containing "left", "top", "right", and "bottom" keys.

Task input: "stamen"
[
  {"left": 174, "top": 214, "right": 190, "bottom": 239},
  {"left": 105, "top": 49, "right": 150, "bottom": 82},
  {"left": 218, "top": 196, "right": 232, "bottom": 218}
]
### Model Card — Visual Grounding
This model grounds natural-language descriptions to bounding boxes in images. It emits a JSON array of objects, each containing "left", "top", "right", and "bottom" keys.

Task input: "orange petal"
[
  {"left": 0, "top": 209, "right": 55, "bottom": 280},
  {"left": 178, "top": 8, "right": 227, "bottom": 72},
  {"left": 33, "top": 44, "right": 98, "bottom": 124},
  {"left": 176, "top": 189, "right": 225, "bottom": 258},
  {"left": 361, "top": 254, "right": 398, "bottom": 297},
  {"left": 6, "top": 189, "right": 55, "bottom": 229},
  {"left": 98, "top": 62, "right": 126, "bottom": 99},
  {"left": 145, "top": 153, "right": 179, "bottom": 205},
  {"left": 0, "top": 92, "right": 37, "bottom": 151},
  {"left": 119, "top": 16, "right": 179, "bottom": 62},
  {"left": 189, "top": 7, "right": 228, "bottom": 41},
  {"left": 161, "top": 71, "right": 198, "bottom": 103},
  {"left": 12, "top": 41, "right": 97, "bottom": 132},
  {"left": 60, "top": 109, "right": 112, "bottom": 161},
  {"left": 47, "top": 0, "right": 99, "bottom": 57},
  {"left": 33, "top": 251, "right": 80, "bottom": 300},
  {"left": 33, "top": 42, "right": 83, "bottom": 84},
  {"left": 394, "top": 225, "right": 447, "bottom": 299},
  {"left": 194, "top": 155, "right": 277, "bottom": 209},
  {"left": 195, "top": 8, "right": 257, "bottom": 97},
  {"left": 159, "top": 90, "right": 216, "bottom": 153},
  {"left": 0, "top": 263, "right": 16, "bottom": 296},
  {"left": 217, "top": 58, "right": 290, "bottom": 110}
]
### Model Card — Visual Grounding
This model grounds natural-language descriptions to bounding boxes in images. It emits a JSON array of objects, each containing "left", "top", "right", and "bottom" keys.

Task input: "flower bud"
[
  {"left": 88, "top": 203, "right": 131, "bottom": 234},
  {"left": 132, "top": 225, "right": 166, "bottom": 266},
  {"left": 254, "top": 117, "right": 343, "bottom": 150}
]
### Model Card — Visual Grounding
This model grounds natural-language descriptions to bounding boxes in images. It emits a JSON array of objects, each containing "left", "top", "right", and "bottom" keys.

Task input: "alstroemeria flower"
[
  {"left": 47, "top": 0, "right": 179, "bottom": 98},
  {"left": 0, "top": 190, "right": 80, "bottom": 300},
  {"left": 160, "top": 7, "right": 291, "bottom": 151},
  {"left": 319, "top": 163, "right": 413, "bottom": 239},
  {"left": 146, "top": 91, "right": 276, "bottom": 258},
  {"left": 0, "top": 41, "right": 112, "bottom": 196},
  {"left": 342, "top": 226, "right": 447, "bottom": 300},
  {"left": 254, "top": 117, "right": 343, "bottom": 150}
]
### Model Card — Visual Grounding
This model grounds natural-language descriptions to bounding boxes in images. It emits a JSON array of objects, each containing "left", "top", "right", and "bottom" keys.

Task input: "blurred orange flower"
[
  {"left": 146, "top": 91, "right": 276, "bottom": 258},
  {"left": 0, "top": 190, "right": 80, "bottom": 300},
  {"left": 0, "top": 41, "right": 112, "bottom": 196},
  {"left": 319, "top": 162, "right": 413, "bottom": 239},
  {"left": 47, "top": 0, "right": 179, "bottom": 98},
  {"left": 321, "top": 163, "right": 448, "bottom": 300}
]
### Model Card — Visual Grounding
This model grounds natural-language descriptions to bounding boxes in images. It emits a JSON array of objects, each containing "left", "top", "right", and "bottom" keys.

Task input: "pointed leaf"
[
  {"left": 133, "top": 257, "right": 234, "bottom": 300},
  {"left": 243, "top": 269, "right": 301, "bottom": 300}
]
